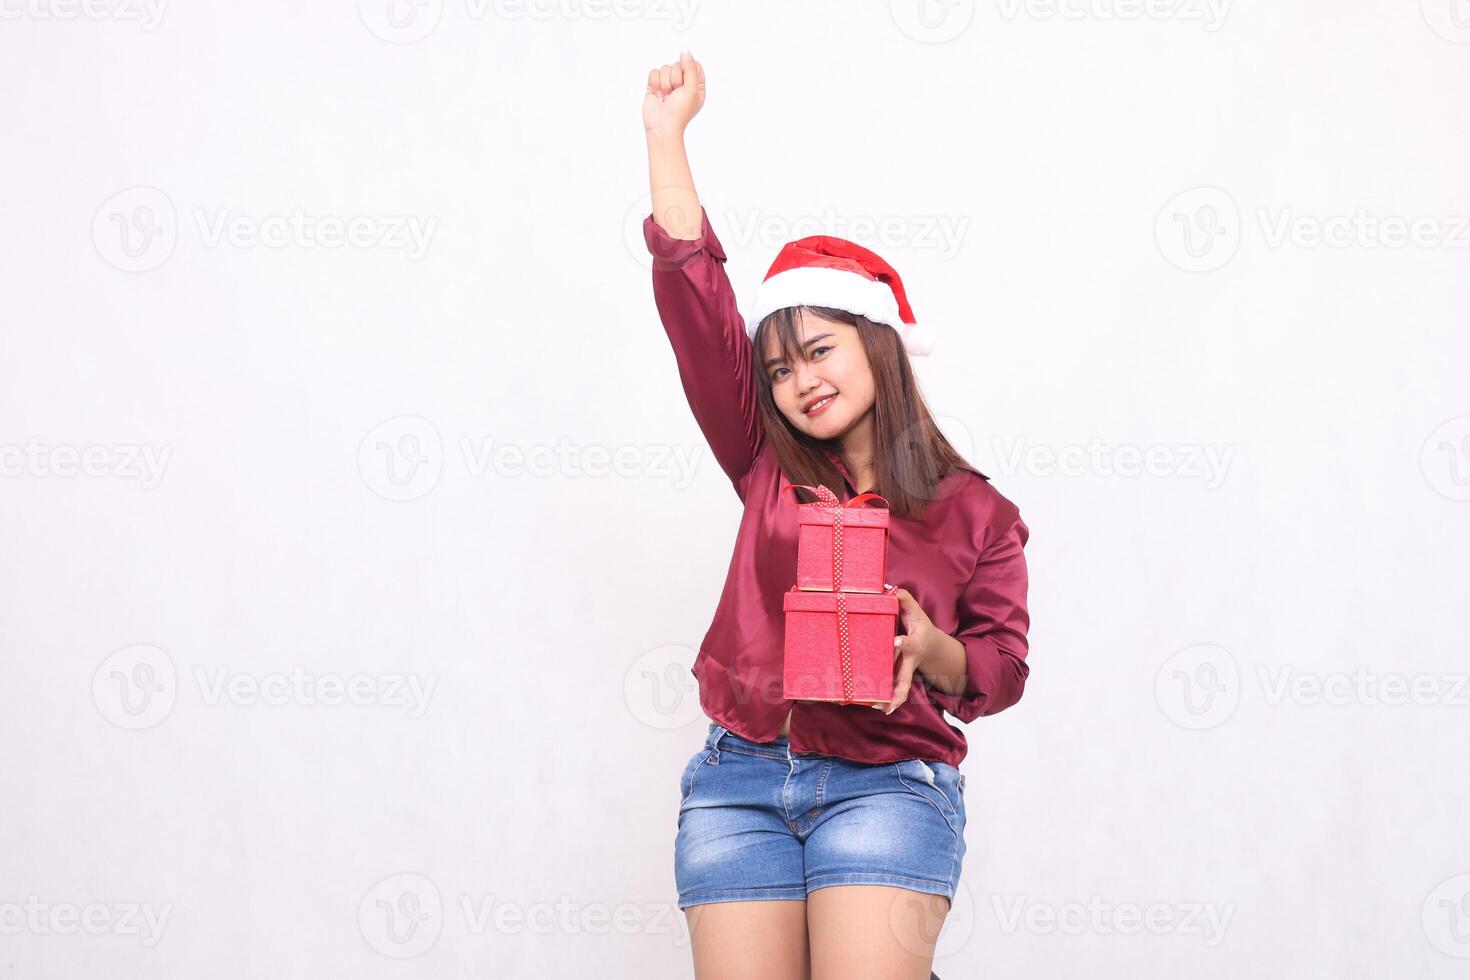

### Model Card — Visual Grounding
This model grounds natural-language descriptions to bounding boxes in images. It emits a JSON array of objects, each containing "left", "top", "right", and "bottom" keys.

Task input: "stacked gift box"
[{"left": 780, "top": 483, "right": 900, "bottom": 706}]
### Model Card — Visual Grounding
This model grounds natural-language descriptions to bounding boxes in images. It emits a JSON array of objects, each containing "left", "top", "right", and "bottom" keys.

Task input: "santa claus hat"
[{"left": 746, "top": 234, "right": 936, "bottom": 357}]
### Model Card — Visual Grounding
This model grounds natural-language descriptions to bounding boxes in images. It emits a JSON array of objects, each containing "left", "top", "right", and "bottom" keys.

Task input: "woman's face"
[{"left": 761, "top": 309, "right": 876, "bottom": 440}]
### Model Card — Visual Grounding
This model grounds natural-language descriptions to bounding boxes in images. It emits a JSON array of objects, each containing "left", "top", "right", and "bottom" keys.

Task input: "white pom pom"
[{"left": 901, "top": 321, "right": 937, "bottom": 357}]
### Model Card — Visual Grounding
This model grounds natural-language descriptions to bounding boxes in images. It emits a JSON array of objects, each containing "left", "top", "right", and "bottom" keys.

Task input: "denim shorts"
[{"left": 674, "top": 722, "right": 967, "bottom": 909}]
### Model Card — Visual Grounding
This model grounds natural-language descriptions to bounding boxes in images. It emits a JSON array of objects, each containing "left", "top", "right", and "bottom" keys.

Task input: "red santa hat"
[{"left": 746, "top": 234, "right": 936, "bottom": 357}]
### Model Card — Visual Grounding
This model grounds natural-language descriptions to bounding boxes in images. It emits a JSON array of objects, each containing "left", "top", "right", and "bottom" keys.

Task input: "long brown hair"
[{"left": 752, "top": 305, "right": 984, "bottom": 521}]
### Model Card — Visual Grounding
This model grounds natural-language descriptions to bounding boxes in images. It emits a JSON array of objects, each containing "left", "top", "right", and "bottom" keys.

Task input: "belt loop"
[{"left": 706, "top": 723, "right": 728, "bottom": 763}]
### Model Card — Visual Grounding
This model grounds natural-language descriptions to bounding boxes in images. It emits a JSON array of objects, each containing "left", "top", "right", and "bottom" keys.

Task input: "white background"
[{"left": 3, "top": 0, "right": 1469, "bottom": 976}]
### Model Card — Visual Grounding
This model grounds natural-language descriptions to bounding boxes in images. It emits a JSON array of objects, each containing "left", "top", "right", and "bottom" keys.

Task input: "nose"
[{"left": 793, "top": 360, "right": 823, "bottom": 396}]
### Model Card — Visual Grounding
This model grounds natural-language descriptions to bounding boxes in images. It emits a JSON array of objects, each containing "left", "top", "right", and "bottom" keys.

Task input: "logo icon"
[
  {"left": 1421, "top": 416, "right": 1470, "bottom": 502},
  {"left": 1422, "top": 0, "right": 1470, "bottom": 42},
  {"left": 358, "top": 416, "right": 444, "bottom": 502},
  {"left": 890, "top": 413, "right": 975, "bottom": 502},
  {"left": 358, "top": 873, "right": 443, "bottom": 957},
  {"left": 93, "top": 644, "right": 178, "bottom": 730},
  {"left": 891, "top": 876, "right": 974, "bottom": 959},
  {"left": 1156, "top": 187, "right": 1241, "bottom": 272},
  {"left": 358, "top": 0, "right": 443, "bottom": 43},
  {"left": 624, "top": 644, "right": 702, "bottom": 730},
  {"left": 1155, "top": 643, "right": 1239, "bottom": 730},
  {"left": 93, "top": 187, "right": 178, "bottom": 273},
  {"left": 1422, "top": 873, "right": 1470, "bottom": 957},
  {"left": 890, "top": 0, "right": 976, "bottom": 43}
]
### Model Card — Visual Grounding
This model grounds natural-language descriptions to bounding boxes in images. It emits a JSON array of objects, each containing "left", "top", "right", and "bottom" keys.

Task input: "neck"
[{"left": 838, "top": 412, "right": 877, "bottom": 492}]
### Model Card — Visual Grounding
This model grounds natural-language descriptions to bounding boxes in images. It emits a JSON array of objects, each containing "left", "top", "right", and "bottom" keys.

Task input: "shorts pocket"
[
  {"left": 679, "top": 748, "right": 714, "bottom": 806},
  {"left": 931, "top": 761, "right": 966, "bottom": 821},
  {"left": 893, "top": 759, "right": 962, "bottom": 832}
]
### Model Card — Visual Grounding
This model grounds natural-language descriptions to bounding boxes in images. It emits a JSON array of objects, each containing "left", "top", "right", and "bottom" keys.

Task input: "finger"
[
  {"left": 647, "top": 69, "right": 660, "bottom": 94},
  {"left": 669, "top": 58, "right": 684, "bottom": 90},
  {"left": 887, "top": 658, "right": 916, "bottom": 714},
  {"left": 659, "top": 64, "right": 673, "bottom": 98},
  {"left": 876, "top": 640, "right": 904, "bottom": 711},
  {"left": 680, "top": 48, "right": 701, "bottom": 81}
]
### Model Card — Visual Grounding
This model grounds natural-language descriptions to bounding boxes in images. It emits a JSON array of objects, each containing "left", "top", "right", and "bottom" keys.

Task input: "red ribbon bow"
[{"left": 781, "top": 484, "right": 897, "bottom": 704}]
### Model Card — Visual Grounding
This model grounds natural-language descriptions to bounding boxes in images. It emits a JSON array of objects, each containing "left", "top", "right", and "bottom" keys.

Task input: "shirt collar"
[{"left": 821, "top": 447, "right": 857, "bottom": 494}]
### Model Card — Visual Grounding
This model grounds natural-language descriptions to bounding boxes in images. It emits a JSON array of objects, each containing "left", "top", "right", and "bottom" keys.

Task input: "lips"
[{"left": 803, "top": 394, "right": 837, "bottom": 415}]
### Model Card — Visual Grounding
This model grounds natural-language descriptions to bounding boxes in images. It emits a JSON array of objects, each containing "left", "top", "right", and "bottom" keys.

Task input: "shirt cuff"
[
  {"left": 643, "top": 206, "right": 727, "bottom": 270},
  {"left": 929, "top": 634, "right": 1029, "bottom": 723}
]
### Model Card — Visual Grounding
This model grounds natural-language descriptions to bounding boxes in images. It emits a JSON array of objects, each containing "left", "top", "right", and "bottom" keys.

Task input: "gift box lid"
[
  {"left": 783, "top": 588, "right": 899, "bottom": 614},
  {"left": 782, "top": 485, "right": 891, "bottom": 529},
  {"left": 794, "top": 506, "right": 891, "bottom": 529}
]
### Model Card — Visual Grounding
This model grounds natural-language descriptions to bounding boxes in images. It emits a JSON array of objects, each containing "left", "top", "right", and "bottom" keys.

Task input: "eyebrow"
[{"left": 763, "top": 333, "right": 834, "bottom": 370}]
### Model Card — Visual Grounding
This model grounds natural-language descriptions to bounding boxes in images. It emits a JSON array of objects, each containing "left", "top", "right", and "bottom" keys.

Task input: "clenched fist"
[{"left": 643, "top": 49, "right": 706, "bottom": 137}]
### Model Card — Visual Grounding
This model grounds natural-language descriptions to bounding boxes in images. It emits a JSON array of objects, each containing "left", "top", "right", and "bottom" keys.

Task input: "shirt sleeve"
[
  {"left": 643, "top": 207, "right": 765, "bottom": 497},
  {"left": 927, "top": 514, "right": 1031, "bottom": 723}
]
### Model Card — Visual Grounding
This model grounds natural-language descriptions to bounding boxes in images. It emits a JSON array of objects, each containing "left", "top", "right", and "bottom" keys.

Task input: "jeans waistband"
[{"left": 704, "top": 721, "right": 793, "bottom": 761}]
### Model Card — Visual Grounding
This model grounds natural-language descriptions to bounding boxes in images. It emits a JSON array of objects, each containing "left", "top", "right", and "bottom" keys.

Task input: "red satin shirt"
[{"left": 644, "top": 207, "right": 1031, "bottom": 767}]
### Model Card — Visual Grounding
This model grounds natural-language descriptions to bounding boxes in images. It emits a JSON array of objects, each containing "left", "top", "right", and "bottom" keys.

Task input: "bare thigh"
[
  {"left": 807, "top": 885, "right": 950, "bottom": 980},
  {"left": 685, "top": 899, "right": 809, "bottom": 980}
]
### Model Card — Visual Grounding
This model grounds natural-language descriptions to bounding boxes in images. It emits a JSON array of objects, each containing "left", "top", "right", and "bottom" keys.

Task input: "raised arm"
[{"left": 642, "top": 52, "right": 764, "bottom": 497}]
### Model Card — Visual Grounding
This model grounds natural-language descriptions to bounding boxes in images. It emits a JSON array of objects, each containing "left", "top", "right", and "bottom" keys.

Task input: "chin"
[
  {"left": 786, "top": 402, "right": 850, "bottom": 436},
  {"left": 802, "top": 413, "right": 849, "bottom": 437}
]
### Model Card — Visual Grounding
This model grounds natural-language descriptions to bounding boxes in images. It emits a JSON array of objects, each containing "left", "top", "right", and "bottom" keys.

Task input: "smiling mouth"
[{"left": 804, "top": 394, "right": 837, "bottom": 415}]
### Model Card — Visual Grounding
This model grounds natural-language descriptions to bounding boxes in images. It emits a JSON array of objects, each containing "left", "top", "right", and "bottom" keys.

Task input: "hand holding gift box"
[
  {"left": 780, "top": 483, "right": 899, "bottom": 706},
  {"left": 877, "top": 586, "right": 951, "bottom": 716}
]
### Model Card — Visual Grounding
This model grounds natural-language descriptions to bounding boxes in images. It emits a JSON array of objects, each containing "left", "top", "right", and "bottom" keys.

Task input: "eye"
[{"left": 770, "top": 346, "right": 831, "bottom": 381}]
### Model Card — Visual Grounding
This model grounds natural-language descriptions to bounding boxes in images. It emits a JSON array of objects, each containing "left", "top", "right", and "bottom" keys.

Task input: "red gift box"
[
  {"left": 782, "top": 586, "right": 900, "bottom": 705},
  {"left": 781, "top": 483, "right": 891, "bottom": 594}
]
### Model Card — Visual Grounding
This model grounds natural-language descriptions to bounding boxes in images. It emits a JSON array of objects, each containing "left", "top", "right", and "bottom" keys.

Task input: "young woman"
[{"left": 643, "top": 51, "right": 1032, "bottom": 980}]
